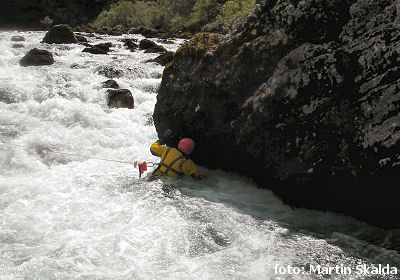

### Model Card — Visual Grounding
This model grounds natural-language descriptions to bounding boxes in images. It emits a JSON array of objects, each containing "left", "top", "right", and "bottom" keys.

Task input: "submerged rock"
[
  {"left": 107, "top": 89, "right": 134, "bottom": 109},
  {"left": 83, "top": 43, "right": 113, "bottom": 55},
  {"left": 121, "top": 38, "right": 138, "bottom": 52},
  {"left": 11, "top": 35, "right": 25, "bottom": 42},
  {"left": 102, "top": 80, "right": 119, "bottom": 89},
  {"left": 82, "top": 47, "right": 108, "bottom": 55},
  {"left": 20, "top": 48, "right": 54, "bottom": 67},
  {"left": 42, "top": 24, "right": 78, "bottom": 44},
  {"left": 75, "top": 34, "right": 88, "bottom": 43},
  {"left": 98, "top": 66, "right": 123, "bottom": 78},
  {"left": 95, "top": 42, "right": 113, "bottom": 52},
  {"left": 146, "top": 51, "right": 174, "bottom": 66},
  {"left": 139, "top": 39, "right": 158, "bottom": 50},
  {"left": 12, "top": 43, "right": 25, "bottom": 49},
  {"left": 154, "top": 0, "right": 400, "bottom": 228},
  {"left": 145, "top": 45, "right": 167, "bottom": 54},
  {"left": 129, "top": 27, "right": 162, "bottom": 37}
]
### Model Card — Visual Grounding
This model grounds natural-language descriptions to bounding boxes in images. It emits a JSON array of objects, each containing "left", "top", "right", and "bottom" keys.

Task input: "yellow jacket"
[{"left": 150, "top": 141, "right": 199, "bottom": 179}]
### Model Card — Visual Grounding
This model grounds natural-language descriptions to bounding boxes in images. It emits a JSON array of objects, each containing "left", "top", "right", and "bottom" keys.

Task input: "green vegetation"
[
  {"left": 40, "top": 16, "right": 54, "bottom": 30},
  {"left": 92, "top": 0, "right": 256, "bottom": 33}
]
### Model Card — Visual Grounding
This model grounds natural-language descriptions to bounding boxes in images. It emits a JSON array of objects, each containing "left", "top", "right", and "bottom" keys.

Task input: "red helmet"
[{"left": 178, "top": 138, "right": 195, "bottom": 155}]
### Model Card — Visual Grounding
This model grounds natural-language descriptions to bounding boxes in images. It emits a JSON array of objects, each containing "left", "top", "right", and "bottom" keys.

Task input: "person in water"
[{"left": 149, "top": 136, "right": 202, "bottom": 180}]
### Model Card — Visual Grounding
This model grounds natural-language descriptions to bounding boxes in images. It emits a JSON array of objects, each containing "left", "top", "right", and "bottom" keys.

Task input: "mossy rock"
[{"left": 42, "top": 24, "right": 78, "bottom": 44}]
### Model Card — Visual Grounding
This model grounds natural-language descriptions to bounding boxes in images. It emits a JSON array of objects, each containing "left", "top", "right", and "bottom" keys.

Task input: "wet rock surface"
[
  {"left": 154, "top": 0, "right": 400, "bottom": 228},
  {"left": 146, "top": 51, "right": 174, "bottom": 66},
  {"left": 102, "top": 79, "right": 119, "bottom": 89},
  {"left": 12, "top": 43, "right": 25, "bottom": 49},
  {"left": 144, "top": 45, "right": 167, "bottom": 54},
  {"left": 139, "top": 39, "right": 163, "bottom": 51},
  {"left": 82, "top": 43, "right": 112, "bottom": 55},
  {"left": 20, "top": 48, "right": 54, "bottom": 67},
  {"left": 121, "top": 38, "right": 138, "bottom": 52},
  {"left": 82, "top": 47, "right": 108, "bottom": 55},
  {"left": 11, "top": 35, "right": 25, "bottom": 42},
  {"left": 75, "top": 34, "right": 88, "bottom": 43},
  {"left": 98, "top": 66, "right": 123, "bottom": 78},
  {"left": 42, "top": 24, "right": 78, "bottom": 44},
  {"left": 107, "top": 89, "right": 134, "bottom": 109}
]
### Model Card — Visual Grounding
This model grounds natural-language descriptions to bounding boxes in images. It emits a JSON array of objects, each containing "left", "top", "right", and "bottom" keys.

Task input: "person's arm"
[
  {"left": 150, "top": 129, "right": 172, "bottom": 157},
  {"left": 191, "top": 173, "right": 205, "bottom": 180},
  {"left": 182, "top": 160, "right": 204, "bottom": 179}
]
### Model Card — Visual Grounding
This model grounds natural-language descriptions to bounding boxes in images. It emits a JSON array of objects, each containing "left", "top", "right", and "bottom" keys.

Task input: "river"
[{"left": 0, "top": 31, "right": 399, "bottom": 280}]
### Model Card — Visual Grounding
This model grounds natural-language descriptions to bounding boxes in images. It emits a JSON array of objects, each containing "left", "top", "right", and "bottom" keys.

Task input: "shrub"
[
  {"left": 40, "top": 16, "right": 54, "bottom": 30},
  {"left": 91, "top": 0, "right": 256, "bottom": 33},
  {"left": 219, "top": 0, "right": 256, "bottom": 31}
]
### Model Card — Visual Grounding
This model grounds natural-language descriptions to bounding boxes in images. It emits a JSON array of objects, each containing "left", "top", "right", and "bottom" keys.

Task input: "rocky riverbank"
[{"left": 154, "top": 0, "right": 400, "bottom": 229}]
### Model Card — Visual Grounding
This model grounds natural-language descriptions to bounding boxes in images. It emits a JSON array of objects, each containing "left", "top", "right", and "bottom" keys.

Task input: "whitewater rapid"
[{"left": 0, "top": 31, "right": 399, "bottom": 280}]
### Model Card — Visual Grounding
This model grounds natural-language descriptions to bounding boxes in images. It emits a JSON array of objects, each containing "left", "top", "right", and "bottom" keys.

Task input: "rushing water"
[{"left": 0, "top": 31, "right": 399, "bottom": 280}]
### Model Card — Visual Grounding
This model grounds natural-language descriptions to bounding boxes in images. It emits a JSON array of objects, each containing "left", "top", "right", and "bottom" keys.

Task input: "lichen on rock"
[{"left": 154, "top": 0, "right": 400, "bottom": 228}]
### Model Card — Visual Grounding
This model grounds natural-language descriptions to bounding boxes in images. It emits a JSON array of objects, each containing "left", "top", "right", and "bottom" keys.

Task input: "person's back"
[{"left": 149, "top": 138, "right": 201, "bottom": 179}]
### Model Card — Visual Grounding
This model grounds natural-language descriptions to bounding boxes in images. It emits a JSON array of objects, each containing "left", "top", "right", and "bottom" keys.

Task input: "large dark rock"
[
  {"left": 82, "top": 43, "right": 112, "bottom": 55},
  {"left": 20, "top": 48, "right": 54, "bottom": 67},
  {"left": 139, "top": 38, "right": 168, "bottom": 54},
  {"left": 154, "top": 0, "right": 400, "bottom": 229},
  {"left": 146, "top": 51, "right": 174, "bottom": 66},
  {"left": 82, "top": 47, "right": 108, "bottom": 55},
  {"left": 42, "top": 24, "right": 78, "bottom": 44},
  {"left": 107, "top": 89, "right": 134, "bottom": 109},
  {"left": 95, "top": 42, "right": 113, "bottom": 52}
]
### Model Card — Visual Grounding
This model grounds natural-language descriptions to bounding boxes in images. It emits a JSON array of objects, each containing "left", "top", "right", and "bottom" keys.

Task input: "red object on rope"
[{"left": 138, "top": 162, "right": 148, "bottom": 178}]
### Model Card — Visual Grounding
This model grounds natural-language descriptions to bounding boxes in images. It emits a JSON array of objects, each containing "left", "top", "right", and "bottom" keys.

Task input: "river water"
[{"left": 0, "top": 31, "right": 399, "bottom": 280}]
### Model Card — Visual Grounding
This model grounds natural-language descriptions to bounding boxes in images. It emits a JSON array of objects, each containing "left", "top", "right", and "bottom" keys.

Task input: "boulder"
[
  {"left": 95, "top": 42, "right": 113, "bottom": 52},
  {"left": 42, "top": 24, "right": 78, "bottom": 44},
  {"left": 146, "top": 51, "right": 174, "bottom": 66},
  {"left": 145, "top": 45, "right": 167, "bottom": 54},
  {"left": 12, "top": 43, "right": 25, "bottom": 49},
  {"left": 107, "top": 89, "right": 134, "bottom": 109},
  {"left": 154, "top": 0, "right": 400, "bottom": 229},
  {"left": 98, "top": 66, "right": 123, "bottom": 78},
  {"left": 102, "top": 80, "right": 119, "bottom": 89},
  {"left": 139, "top": 39, "right": 157, "bottom": 50},
  {"left": 82, "top": 43, "right": 112, "bottom": 55},
  {"left": 11, "top": 35, "right": 25, "bottom": 42},
  {"left": 121, "top": 39, "right": 138, "bottom": 51},
  {"left": 75, "top": 34, "right": 88, "bottom": 43},
  {"left": 129, "top": 27, "right": 161, "bottom": 37},
  {"left": 82, "top": 47, "right": 108, "bottom": 55},
  {"left": 20, "top": 48, "right": 54, "bottom": 67}
]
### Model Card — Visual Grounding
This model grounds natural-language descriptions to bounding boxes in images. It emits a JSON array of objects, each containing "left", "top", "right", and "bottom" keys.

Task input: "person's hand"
[{"left": 192, "top": 174, "right": 206, "bottom": 180}]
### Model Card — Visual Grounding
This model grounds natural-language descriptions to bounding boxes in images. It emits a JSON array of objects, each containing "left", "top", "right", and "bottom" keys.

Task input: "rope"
[{"left": 0, "top": 143, "right": 157, "bottom": 167}]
